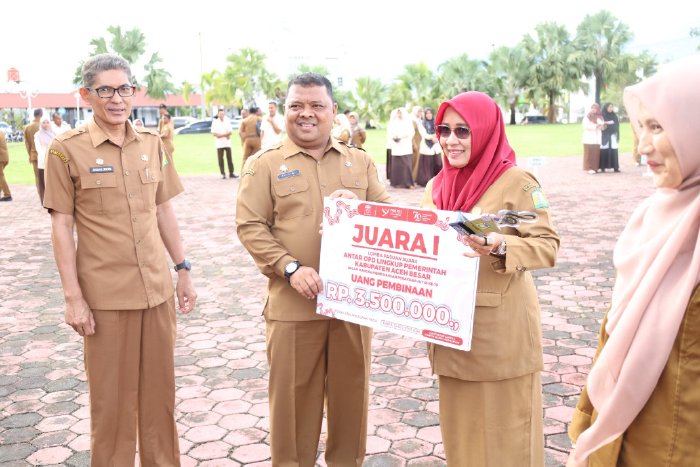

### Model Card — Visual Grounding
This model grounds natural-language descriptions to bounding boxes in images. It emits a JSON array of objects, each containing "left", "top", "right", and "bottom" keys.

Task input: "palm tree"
[
  {"left": 353, "top": 76, "right": 388, "bottom": 126},
  {"left": 397, "top": 63, "right": 436, "bottom": 108},
  {"left": 572, "top": 10, "right": 634, "bottom": 104},
  {"left": 220, "top": 47, "right": 276, "bottom": 107},
  {"left": 73, "top": 26, "right": 174, "bottom": 100},
  {"left": 488, "top": 45, "right": 529, "bottom": 124},
  {"left": 143, "top": 53, "right": 175, "bottom": 100},
  {"left": 521, "top": 22, "right": 584, "bottom": 122},
  {"left": 436, "top": 54, "right": 491, "bottom": 102}
]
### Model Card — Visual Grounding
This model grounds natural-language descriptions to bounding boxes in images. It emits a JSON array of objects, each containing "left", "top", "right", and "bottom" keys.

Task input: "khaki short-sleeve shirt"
[
  {"left": 236, "top": 137, "right": 392, "bottom": 321},
  {"left": 43, "top": 118, "right": 184, "bottom": 310}
]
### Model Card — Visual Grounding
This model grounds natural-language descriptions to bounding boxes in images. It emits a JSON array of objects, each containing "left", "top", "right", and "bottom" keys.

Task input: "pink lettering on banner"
[
  {"left": 358, "top": 203, "right": 438, "bottom": 225},
  {"left": 422, "top": 330, "right": 463, "bottom": 346}
]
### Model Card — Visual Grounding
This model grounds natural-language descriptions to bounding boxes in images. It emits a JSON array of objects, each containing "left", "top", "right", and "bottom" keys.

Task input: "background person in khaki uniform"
[
  {"left": 567, "top": 56, "right": 700, "bottom": 467},
  {"left": 236, "top": 73, "right": 391, "bottom": 466},
  {"left": 0, "top": 130, "right": 11, "bottom": 201},
  {"left": 239, "top": 106, "right": 261, "bottom": 166},
  {"left": 43, "top": 53, "right": 197, "bottom": 467},
  {"left": 24, "top": 108, "right": 42, "bottom": 197},
  {"left": 160, "top": 113, "right": 175, "bottom": 157},
  {"left": 420, "top": 91, "right": 559, "bottom": 466}
]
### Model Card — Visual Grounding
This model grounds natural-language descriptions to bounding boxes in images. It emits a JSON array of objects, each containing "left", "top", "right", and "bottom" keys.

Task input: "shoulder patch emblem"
[
  {"left": 522, "top": 182, "right": 539, "bottom": 192},
  {"left": 49, "top": 148, "right": 68, "bottom": 164},
  {"left": 242, "top": 168, "right": 255, "bottom": 177},
  {"left": 531, "top": 188, "right": 550, "bottom": 209}
]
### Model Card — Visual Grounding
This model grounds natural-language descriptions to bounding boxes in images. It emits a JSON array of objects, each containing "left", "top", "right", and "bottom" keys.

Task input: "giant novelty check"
[{"left": 317, "top": 198, "right": 479, "bottom": 351}]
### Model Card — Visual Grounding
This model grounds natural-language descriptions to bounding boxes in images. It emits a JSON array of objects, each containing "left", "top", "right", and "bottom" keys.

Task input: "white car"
[{"left": 172, "top": 116, "right": 198, "bottom": 129}]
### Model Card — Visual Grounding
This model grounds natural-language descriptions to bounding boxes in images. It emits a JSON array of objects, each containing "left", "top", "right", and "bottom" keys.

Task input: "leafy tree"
[
  {"left": 73, "top": 26, "right": 174, "bottom": 100},
  {"left": 352, "top": 76, "right": 388, "bottom": 126},
  {"left": 572, "top": 10, "right": 634, "bottom": 104},
  {"left": 218, "top": 48, "right": 276, "bottom": 107},
  {"left": 396, "top": 63, "right": 436, "bottom": 108},
  {"left": 488, "top": 45, "right": 530, "bottom": 124},
  {"left": 436, "top": 54, "right": 492, "bottom": 102},
  {"left": 143, "top": 53, "right": 174, "bottom": 100},
  {"left": 521, "top": 22, "right": 584, "bottom": 122}
]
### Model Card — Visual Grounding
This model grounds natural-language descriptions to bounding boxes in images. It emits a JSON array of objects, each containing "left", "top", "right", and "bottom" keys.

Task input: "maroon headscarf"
[{"left": 432, "top": 91, "right": 516, "bottom": 211}]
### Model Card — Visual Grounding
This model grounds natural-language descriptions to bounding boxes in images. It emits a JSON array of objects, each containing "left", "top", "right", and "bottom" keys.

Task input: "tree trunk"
[
  {"left": 509, "top": 102, "right": 517, "bottom": 125},
  {"left": 595, "top": 71, "right": 603, "bottom": 105},
  {"left": 548, "top": 92, "right": 556, "bottom": 123}
]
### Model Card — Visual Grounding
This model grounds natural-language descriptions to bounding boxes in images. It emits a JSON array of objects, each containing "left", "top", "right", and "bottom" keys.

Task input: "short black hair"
[
  {"left": 159, "top": 103, "right": 167, "bottom": 109},
  {"left": 33, "top": 108, "right": 43, "bottom": 118},
  {"left": 287, "top": 73, "right": 333, "bottom": 101},
  {"left": 249, "top": 106, "right": 258, "bottom": 114}
]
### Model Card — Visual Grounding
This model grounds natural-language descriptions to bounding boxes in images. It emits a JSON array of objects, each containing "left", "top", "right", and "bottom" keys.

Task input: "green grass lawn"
[{"left": 4, "top": 123, "right": 635, "bottom": 185}]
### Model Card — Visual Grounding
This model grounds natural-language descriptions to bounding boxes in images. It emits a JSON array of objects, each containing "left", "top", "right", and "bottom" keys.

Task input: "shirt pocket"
[
  {"left": 340, "top": 169, "right": 369, "bottom": 197},
  {"left": 272, "top": 176, "right": 312, "bottom": 220},
  {"left": 79, "top": 173, "right": 119, "bottom": 214},
  {"left": 139, "top": 167, "right": 162, "bottom": 209}
]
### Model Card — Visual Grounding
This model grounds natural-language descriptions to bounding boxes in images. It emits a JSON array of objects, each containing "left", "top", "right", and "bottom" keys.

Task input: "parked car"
[
  {"left": 174, "top": 119, "right": 213, "bottom": 135},
  {"left": 231, "top": 116, "right": 242, "bottom": 130},
  {"left": 520, "top": 115, "right": 548, "bottom": 124},
  {"left": 172, "top": 116, "right": 197, "bottom": 129}
]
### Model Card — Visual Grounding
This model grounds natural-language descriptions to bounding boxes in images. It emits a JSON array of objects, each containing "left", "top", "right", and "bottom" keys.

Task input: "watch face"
[{"left": 285, "top": 262, "right": 298, "bottom": 274}]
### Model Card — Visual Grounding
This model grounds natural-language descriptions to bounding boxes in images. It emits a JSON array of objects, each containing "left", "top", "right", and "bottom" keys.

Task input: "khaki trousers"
[
  {"left": 266, "top": 319, "right": 372, "bottom": 467},
  {"left": 85, "top": 299, "right": 180, "bottom": 467},
  {"left": 242, "top": 137, "right": 261, "bottom": 166},
  {"left": 30, "top": 160, "right": 39, "bottom": 196},
  {"left": 439, "top": 372, "right": 544, "bottom": 467},
  {"left": 0, "top": 161, "right": 10, "bottom": 197}
]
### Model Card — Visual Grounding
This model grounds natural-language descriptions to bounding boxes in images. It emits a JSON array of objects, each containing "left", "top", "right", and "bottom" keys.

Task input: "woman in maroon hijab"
[{"left": 420, "top": 91, "right": 559, "bottom": 466}]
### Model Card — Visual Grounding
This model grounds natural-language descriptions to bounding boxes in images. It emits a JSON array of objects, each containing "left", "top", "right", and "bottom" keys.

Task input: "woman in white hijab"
[
  {"left": 34, "top": 116, "right": 55, "bottom": 204},
  {"left": 567, "top": 55, "right": 700, "bottom": 467}
]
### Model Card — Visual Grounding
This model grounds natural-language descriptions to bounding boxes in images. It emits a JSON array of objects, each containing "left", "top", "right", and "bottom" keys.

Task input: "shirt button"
[
  {"left": 290, "top": 186, "right": 296, "bottom": 192},
  {"left": 128, "top": 193, "right": 134, "bottom": 198},
  {"left": 125, "top": 170, "right": 130, "bottom": 176},
  {"left": 321, "top": 183, "right": 326, "bottom": 188},
  {"left": 151, "top": 176, "right": 156, "bottom": 181},
  {"left": 354, "top": 180, "right": 360, "bottom": 186},
  {"left": 132, "top": 217, "right": 137, "bottom": 222},
  {"left": 96, "top": 180, "right": 102, "bottom": 185}
]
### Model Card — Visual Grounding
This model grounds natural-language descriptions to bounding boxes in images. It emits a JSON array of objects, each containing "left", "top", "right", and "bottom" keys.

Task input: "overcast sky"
[{"left": 2, "top": 0, "right": 698, "bottom": 93}]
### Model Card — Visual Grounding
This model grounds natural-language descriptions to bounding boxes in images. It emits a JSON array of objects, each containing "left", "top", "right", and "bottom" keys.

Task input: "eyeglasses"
[
  {"left": 86, "top": 85, "right": 135, "bottom": 99},
  {"left": 436, "top": 124, "right": 471, "bottom": 139}
]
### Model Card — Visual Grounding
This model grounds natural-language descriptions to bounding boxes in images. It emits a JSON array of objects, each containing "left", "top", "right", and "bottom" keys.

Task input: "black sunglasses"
[{"left": 436, "top": 124, "right": 471, "bottom": 139}]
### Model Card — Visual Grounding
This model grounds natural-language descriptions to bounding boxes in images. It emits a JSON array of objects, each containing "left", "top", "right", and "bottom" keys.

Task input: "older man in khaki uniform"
[
  {"left": 44, "top": 53, "right": 196, "bottom": 467},
  {"left": 237, "top": 73, "right": 391, "bottom": 466},
  {"left": 24, "top": 108, "right": 42, "bottom": 196}
]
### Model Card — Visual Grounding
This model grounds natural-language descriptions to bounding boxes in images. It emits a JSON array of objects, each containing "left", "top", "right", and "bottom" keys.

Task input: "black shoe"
[
  {"left": 614, "top": 169, "right": 621, "bottom": 172},
  {"left": 230, "top": 173, "right": 239, "bottom": 178},
  {"left": 0, "top": 196, "right": 12, "bottom": 201},
  {"left": 221, "top": 174, "right": 226, "bottom": 179}
]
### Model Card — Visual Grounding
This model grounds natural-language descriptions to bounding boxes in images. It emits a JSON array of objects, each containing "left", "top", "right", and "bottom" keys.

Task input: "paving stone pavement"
[{"left": 0, "top": 155, "right": 654, "bottom": 466}]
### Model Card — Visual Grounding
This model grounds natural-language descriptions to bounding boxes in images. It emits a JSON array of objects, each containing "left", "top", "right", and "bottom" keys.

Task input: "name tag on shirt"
[
  {"left": 277, "top": 169, "right": 301, "bottom": 180},
  {"left": 90, "top": 166, "right": 114, "bottom": 173}
]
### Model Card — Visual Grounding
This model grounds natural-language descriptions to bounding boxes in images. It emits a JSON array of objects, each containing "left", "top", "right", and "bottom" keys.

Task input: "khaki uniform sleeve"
[
  {"left": 235, "top": 155, "right": 293, "bottom": 278},
  {"left": 569, "top": 315, "right": 610, "bottom": 443},
  {"left": 155, "top": 139, "right": 184, "bottom": 204},
  {"left": 497, "top": 170, "right": 560, "bottom": 274},
  {"left": 43, "top": 140, "right": 75, "bottom": 213},
  {"left": 364, "top": 152, "right": 391, "bottom": 204}
]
